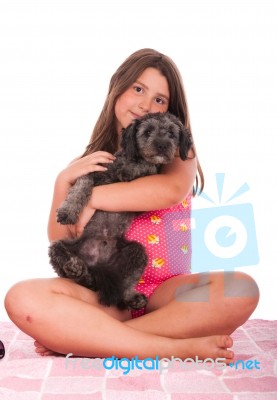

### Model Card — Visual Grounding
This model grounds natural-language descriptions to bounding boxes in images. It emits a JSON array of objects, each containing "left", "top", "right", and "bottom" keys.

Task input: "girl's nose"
[{"left": 139, "top": 98, "right": 151, "bottom": 113}]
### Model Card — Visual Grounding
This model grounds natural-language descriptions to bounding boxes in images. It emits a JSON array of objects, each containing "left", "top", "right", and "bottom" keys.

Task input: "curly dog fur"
[{"left": 49, "top": 112, "right": 193, "bottom": 310}]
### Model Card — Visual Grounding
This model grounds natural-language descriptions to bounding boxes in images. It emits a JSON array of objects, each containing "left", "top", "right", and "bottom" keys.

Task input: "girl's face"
[{"left": 114, "top": 67, "right": 170, "bottom": 134}]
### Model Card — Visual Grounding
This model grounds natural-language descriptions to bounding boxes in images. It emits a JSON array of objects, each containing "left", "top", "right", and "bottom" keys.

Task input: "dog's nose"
[{"left": 156, "top": 142, "right": 168, "bottom": 152}]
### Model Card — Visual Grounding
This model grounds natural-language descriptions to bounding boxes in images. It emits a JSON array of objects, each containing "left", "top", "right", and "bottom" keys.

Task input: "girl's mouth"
[{"left": 130, "top": 112, "right": 143, "bottom": 120}]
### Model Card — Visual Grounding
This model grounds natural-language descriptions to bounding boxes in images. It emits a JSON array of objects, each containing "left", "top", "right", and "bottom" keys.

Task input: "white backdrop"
[{"left": 0, "top": 0, "right": 276, "bottom": 320}]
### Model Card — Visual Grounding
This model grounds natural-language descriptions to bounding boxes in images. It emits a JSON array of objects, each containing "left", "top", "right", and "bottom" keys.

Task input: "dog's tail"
[{"left": 90, "top": 264, "right": 124, "bottom": 307}]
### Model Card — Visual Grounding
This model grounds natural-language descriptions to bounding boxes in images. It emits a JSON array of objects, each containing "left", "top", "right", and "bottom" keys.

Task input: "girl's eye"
[
  {"left": 155, "top": 97, "right": 165, "bottom": 105},
  {"left": 134, "top": 86, "right": 143, "bottom": 93}
]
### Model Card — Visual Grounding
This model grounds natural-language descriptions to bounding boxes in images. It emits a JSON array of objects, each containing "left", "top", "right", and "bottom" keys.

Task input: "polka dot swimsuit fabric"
[{"left": 125, "top": 195, "right": 192, "bottom": 318}]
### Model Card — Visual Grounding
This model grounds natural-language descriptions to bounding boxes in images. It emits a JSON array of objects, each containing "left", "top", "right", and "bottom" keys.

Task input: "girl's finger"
[
  {"left": 75, "top": 207, "right": 96, "bottom": 237},
  {"left": 86, "top": 152, "right": 116, "bottom": 163},
  {"left": 86, "top": 165, "right": 108, "bottom": 173}
]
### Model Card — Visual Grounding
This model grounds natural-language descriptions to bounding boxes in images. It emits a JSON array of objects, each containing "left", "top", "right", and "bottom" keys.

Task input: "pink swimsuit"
[{"left": 125, "top": 195, "right": 192, "bottom": 318}]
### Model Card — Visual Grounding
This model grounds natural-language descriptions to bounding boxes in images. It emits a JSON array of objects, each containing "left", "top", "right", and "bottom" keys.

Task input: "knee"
[
  {"left": 224, "top": 271, "right": 260, "bottom": 312},
  {"left": 4, "top": 278, "right": 70, "bottom": 319},
  {"left": 4, "top": 280, "right": 32, "bottom": 322},
  {"left": 5, "top": 279, "right": 54, "bottom": 323}
]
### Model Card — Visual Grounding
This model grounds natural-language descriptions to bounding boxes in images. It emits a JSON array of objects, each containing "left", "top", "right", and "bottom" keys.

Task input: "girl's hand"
[
  {"left": 58, "top": 151, "right": 116, "bottom": 186},
  {"left": 62, "top": 151, "right": 116, "bottom": 238},
  {"left": 70, "top": 203, "right": 97, "bottom": 238}
]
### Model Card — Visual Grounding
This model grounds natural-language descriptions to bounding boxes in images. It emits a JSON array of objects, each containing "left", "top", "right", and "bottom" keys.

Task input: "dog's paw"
[
  {"left": 56, "top": 208, "right": 78, "bottom": 225},
  {"left": 49, "top": 241, "right": 70, "bottom": 273},
  {"left": 63, "top": 257, "right": 84, "bottom": 278},
  {"left": 124, "top": 293, "right": 148, "bottom": 310}
]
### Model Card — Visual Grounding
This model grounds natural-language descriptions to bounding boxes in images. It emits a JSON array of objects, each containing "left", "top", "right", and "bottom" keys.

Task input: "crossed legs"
[
  {"left": 4, "top": 271, "right": 259, "bottom": 361},
  {"left": 127, "top": 271, "right": 259, "bottom": 338}
]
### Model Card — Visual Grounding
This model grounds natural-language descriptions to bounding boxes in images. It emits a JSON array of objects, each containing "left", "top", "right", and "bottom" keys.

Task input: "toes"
[
  {"left": 39, "top": 351, "right": 54, "bottom": 357},
  {"left": 217, "top": 335, "right": 233, "bottom": 349},
  {"left": 35, "top": 347, "right": 56, "bottom": 356},
  {"left": 34, "top": 341, "right": 56, "bottom": 356},
  {"left": 218, "top": 348, "right": 234, "bottom": 360},
  {"left": 35, "top": 346, "right": 44, "bottom": 354}
]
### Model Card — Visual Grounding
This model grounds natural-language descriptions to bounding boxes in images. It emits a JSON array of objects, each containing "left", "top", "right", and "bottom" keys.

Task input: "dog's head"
[{"left": 120, "top": 112, "right": 193, "bottom": 164}]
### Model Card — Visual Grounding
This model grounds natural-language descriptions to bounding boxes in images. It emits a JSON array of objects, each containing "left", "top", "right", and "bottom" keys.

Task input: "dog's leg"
[
  {"left": 88, "top": 263, "right": 125, "bottom": 307},
  {"left": 116, "top": 239, "right": 148, "bottom": 310},
  {"left": 56, "top": 175, "right": 94, "bottom": 225},
  {"left": 91, "top": 239, "right": 148, "bottom": 309},
  {"left": 49, "top": 240, "right": 86, "bottom": 280}
]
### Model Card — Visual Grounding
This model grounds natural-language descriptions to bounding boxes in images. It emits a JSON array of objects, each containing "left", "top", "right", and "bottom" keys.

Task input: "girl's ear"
[
  {"left": 178, "top": 124, "right": 193, "bottom": 160},
  {"left": 120, "top": 119, "right": 141, "bottom": 161}
]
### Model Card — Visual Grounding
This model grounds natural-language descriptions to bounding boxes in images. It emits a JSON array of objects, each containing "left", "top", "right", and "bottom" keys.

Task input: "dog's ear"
[
  {"left": 178, "top": 123, "right": 193, "bottom": 160},
  {"left": 120, "top": 119, "right": 141, "bottom": 161}
]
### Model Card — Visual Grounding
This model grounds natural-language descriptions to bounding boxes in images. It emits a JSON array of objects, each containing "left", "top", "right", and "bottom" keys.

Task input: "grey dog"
[{"left": 49, "top": 112, "right": 192, "bottom": 310}]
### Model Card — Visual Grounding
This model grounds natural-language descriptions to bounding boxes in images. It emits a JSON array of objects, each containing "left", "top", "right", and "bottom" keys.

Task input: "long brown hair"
[{"left": 82, "top": 48, "right": 204, "bottom": 194}]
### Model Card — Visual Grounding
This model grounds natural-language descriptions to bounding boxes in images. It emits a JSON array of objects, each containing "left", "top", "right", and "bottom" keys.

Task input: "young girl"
[{"left": 5, "top": 49, "right": 259, "bottom": 362}]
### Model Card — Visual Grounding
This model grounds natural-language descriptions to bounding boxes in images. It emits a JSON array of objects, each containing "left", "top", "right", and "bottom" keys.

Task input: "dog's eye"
[
  {"left": 169, "top": 131, "right": 175, "bottom": 139},
  {"left": 145, "top": 130, "right": 151, "bottom": 138},
  {"left": 144, "top": 125, "right": 154, "bottom": 138}
]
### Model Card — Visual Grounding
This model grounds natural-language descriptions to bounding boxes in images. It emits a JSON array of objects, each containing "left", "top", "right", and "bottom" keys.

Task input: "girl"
[{"left": 5, "top": 49, "right": 259, "bottom": 362}]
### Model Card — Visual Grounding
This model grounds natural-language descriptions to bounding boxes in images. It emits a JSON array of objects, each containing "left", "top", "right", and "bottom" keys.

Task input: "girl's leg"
[
  {"left": 126, "top": 271, "right": 259, "bottom": 338},
  {"left": 4, "top": 277, "right": 234, "bottom": 361}
]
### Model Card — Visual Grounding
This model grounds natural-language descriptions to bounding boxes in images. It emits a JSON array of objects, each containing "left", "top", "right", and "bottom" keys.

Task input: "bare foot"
[
  {"left": 176, "top": 334, "right": 234, "bottom": 364},
  {"left": 34, "top": 341, "right": 61, "bottom": 357},
  {"left": 34, "top": 334, "right": 234, "bottom": 363}
]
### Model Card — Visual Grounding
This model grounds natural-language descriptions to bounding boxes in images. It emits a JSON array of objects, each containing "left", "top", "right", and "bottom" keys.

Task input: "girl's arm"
[
  {"left": 47, "top": 151, "right": 115, "bottom": 242},
  {"left": 48, "top": 150, "right": 197, "bottom": 241},
  {"left": 94, "top": 152, "right": 196, "bottom": 211},
  {"left": 74, "top": 150, "right": 197, "bottom": 236}
]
